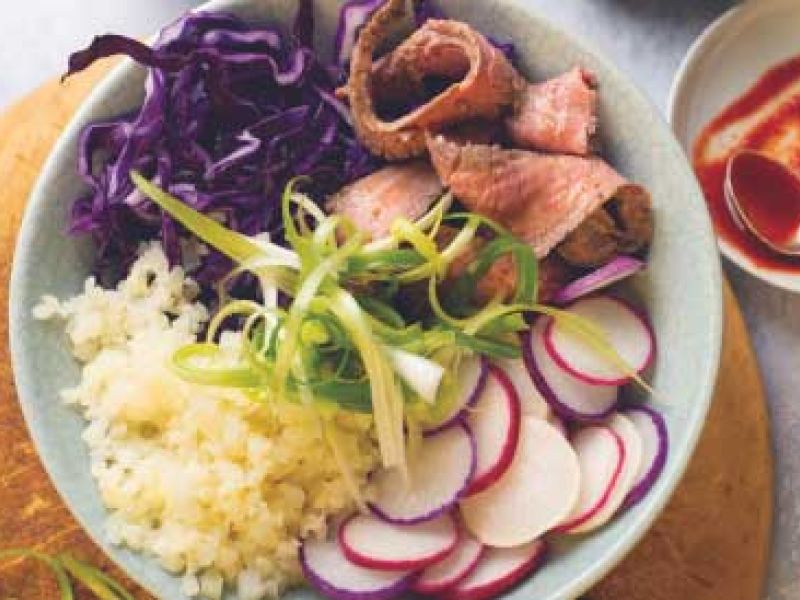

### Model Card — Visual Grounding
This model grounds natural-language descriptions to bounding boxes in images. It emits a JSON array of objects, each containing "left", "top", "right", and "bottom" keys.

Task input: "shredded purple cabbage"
[
  {"left": 333, "top": 0, "right": 386, "bottom": 67},
  {"left": 66, "top": 4, "right": 379, "bottom": 289}
]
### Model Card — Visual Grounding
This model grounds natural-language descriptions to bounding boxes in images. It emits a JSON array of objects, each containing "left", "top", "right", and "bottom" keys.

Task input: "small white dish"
[{"left": 668, "top": 0, "right": 800, "bottom": 292}]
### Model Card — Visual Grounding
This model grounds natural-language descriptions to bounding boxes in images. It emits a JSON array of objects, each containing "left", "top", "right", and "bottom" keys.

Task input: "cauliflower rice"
[{"left": 35, "top": 243, "right": 379, "bottom": 599}]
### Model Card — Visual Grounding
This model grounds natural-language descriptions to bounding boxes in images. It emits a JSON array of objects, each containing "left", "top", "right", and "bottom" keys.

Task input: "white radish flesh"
[
  {"left": 568, "top": 414, "right": 643, "bottom": 534},
  {"left": 339, "top": 513, "right": 458, "bottom": 570},
  {"left": 524, "top": 319, "right": 618, "bottom": 421},
  {"left": 370, "top": 422, "right": 475, "bottom": 524},
  {"left": 464, "top": 366, "right": 521, "bottom": 496},
  {"left": 622, "top": 405, "right": 669, "bottom": 509},
  {"left": 555, "top": 425, "right": 625, "bottom": 533},
  {"left": 425, "top": 355, "right": 488, "bottom": 433},
  {"left": 494, "top": 358, "right": 549, "bottom": 419},
  {"left": 413, "top": 532, "right": 484, "bottom": 595},
  {"left": 439, "top": 540, "right": 546, "bottom": 600},
  {"left": 460, "top": 418, "right": 581, "bottom": 547},
  {"left": 300, "top": 538, "right": 413, "bottom": 600},
  {"left": 548, "top": 413, "right": 568, "bottom": 438},
  {"left": 545, "top": 295, "right": 655, "bottom": 386}
]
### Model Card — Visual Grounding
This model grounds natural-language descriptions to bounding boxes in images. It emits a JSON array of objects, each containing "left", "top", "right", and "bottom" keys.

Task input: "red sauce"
[
  {"left": 693, "top": 55, "right": 800, "bottom": 272},
  {"left": 728, "top": 150, "right": 800, "bottom": 247}
]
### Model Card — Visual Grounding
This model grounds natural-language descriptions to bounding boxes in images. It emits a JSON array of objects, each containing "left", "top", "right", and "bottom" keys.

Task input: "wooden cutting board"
[{"left": 0, "top": 63, "right": 774, "bottom": 600}]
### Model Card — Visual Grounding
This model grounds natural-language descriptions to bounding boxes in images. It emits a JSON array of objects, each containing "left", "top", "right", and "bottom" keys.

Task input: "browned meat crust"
[
  {"left": 556, "top": 208, "right": 620, "bottom": 266},
  {"left": 613, "top": 184, "right": 654, "bottom": 254},
  {"left": 557, "top": 184, "right": 654, "bottom": 267}
]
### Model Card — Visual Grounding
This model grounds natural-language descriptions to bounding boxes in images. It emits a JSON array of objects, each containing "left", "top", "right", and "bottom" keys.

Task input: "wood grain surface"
[{"left": 0, "top": 64, "right": 774, "bottom": 600}]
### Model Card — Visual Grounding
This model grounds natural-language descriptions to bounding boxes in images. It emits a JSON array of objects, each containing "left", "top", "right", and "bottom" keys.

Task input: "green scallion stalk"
[
  {"left": 328, "top": 288, "right": 406, "bottom": 472},
  {"left": 58, "top": 554, "right": 134, "bottom": 600},
  {"left": 172, "top": 343, "right": 265, "bottom": 388},
  {"left": 131, "top": 171, "right": 264, "bottom": 265},
  {"left": 0, "top": 549, "right": 133, "bottom": 600},
  {"left": 0, "top": 548, "right": 74, "bottom": 600},
  {"left": 273, "top": 234, "right": 362, "bottom": 397}
]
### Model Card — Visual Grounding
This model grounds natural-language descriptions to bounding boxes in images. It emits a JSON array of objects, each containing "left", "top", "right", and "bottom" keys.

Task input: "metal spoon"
[{"left": 724, "top": 148, "right": 800, "bottom": 256}]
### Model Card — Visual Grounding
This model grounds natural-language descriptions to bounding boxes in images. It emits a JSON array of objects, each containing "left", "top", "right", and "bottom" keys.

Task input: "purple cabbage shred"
[{"left": 65, "top": 2, "right": 379, "bottom": 293}]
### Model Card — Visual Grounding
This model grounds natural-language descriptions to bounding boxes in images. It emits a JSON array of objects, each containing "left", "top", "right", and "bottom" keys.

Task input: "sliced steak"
[
  {"left": 505, "top": 67, "right": 598, "bottom": 156},
  {"left": 426, "top": 132, "right": 643, "bottom": 259},
  {"left": 339, "top": 0, "right": 521, "bottom": 160},
  {"left": 327, "top": 161, "right": 444, "bottom": 241}
]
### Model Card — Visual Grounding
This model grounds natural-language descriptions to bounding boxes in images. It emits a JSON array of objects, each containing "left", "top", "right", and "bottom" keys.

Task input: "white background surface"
[{"left": 2, "top": 0, "right": 796, "bottom": 598}]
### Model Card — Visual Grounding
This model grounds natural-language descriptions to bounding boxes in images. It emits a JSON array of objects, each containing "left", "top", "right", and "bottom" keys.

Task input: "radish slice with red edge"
[
  {"left": 553, "top": 256, "right": 645, "bottom": 305},
  {"left": 554, "top": 424, "right": 624, "bottom": 533},
  {"left": 413, "top": 531, "right": 484, "bottom": 595},
  {"left": 494, "top": 358, "right": 549, "bottom": 419},
  {"left": 369, "top": 421, "right": 475, "bottom": 524},
  {"left": 439, "top": 539, "right": 546, "bottom": 600},
  {"left": 460, "top": 417, "right": 580, "bottom": 547},
  {"left": 545, "top": 295, "right": 655, "bottom": 386},
  {"left": 464, "top": 365, "right": 521, "bottom": 496},
  {"left": 300, "top": 538, "right": 413, "bottom": 600},
  {"left": 339, "top": 512, "right": 458, "bottom": 571},
  {"left": 565, "top": 414, "right": 643, "bottom": 534},
  {"left": 426, "top": 355, "right": 488, "bottom": 433},
  {"left": 523, "top": 319, "right": 619, "bottom": 422},
  {"left": 622, "top": 405, "right": 669, "bottom": 509}
]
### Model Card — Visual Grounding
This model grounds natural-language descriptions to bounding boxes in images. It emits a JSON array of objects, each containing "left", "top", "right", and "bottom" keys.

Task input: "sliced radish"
[
  {"left": 426, "top": 355, "right": 488, "bottom": 433},
  {"left": 547, "top": 413, "right": 568, "bottom": 438},
  {"left": 369, "top": 422, "right": 475, "bottom": 524},
  {"left": 439, "top": 539, "right": 546, "bottom": 600},
  {"left": 413, "top": 531, "right": 484, "bottom": 595},
  {"left": 494, "top": 358, "right": 549, "bottom": 419},
  {"left": 523, "top": 319, "right": 618, "bottom": 422},
  {"left": 460, "top": 417, "right": 580, "bottom": 547},
  {"left": 554, "top": 425, "right": 625, "bottom": 533},
  {"left": 544, "top": 295, "right": 656, "bottom": 386},
  {"left": 300, "top": 537, "right": 413, "bottom": 600},
  {"left": 339, "top": 513, "right": 458, "bottom": 571},
  {"left": 553, "top": 256, "right": 645, "bottom": 305},
  {"left": 622, "top": 405, "right": 669, "bottom": 509},
  {"left": 464, "top": 365, "right": 521, "bottom": 496},
  {"left": 567, "top": 414, "right": 643, "bottom": 534}
]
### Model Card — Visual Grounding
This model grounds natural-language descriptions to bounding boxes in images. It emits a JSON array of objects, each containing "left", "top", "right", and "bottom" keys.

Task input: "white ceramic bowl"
[
  {"left": 10, "top": 1, "right": 723, "bottom": 598},
  {"left": 669, "top": 0, "right": 800, "bottom": 292}
]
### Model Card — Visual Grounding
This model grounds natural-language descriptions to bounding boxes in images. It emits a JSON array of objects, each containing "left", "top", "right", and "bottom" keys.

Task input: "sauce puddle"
[{"left": 693, "top": 55, "right": 800, "bottom": 272}]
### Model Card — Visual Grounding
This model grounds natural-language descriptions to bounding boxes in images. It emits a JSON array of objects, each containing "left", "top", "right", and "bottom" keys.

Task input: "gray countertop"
[{"left": 1, "top": 1, "right": 796, "bottom": 598}]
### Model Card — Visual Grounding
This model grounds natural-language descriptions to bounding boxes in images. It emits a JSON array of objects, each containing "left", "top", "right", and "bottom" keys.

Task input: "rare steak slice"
[{"left": 506, "top": 67, "right": 598, "bottom": 156}]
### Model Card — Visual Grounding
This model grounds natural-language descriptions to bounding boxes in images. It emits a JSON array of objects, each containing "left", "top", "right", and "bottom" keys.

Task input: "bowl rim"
[
  {"left": 9, "top": 1, "right": 723, "bottom": 598},
  {"left": 667, "top": 0, "right": 800, "bottom": 294}
]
